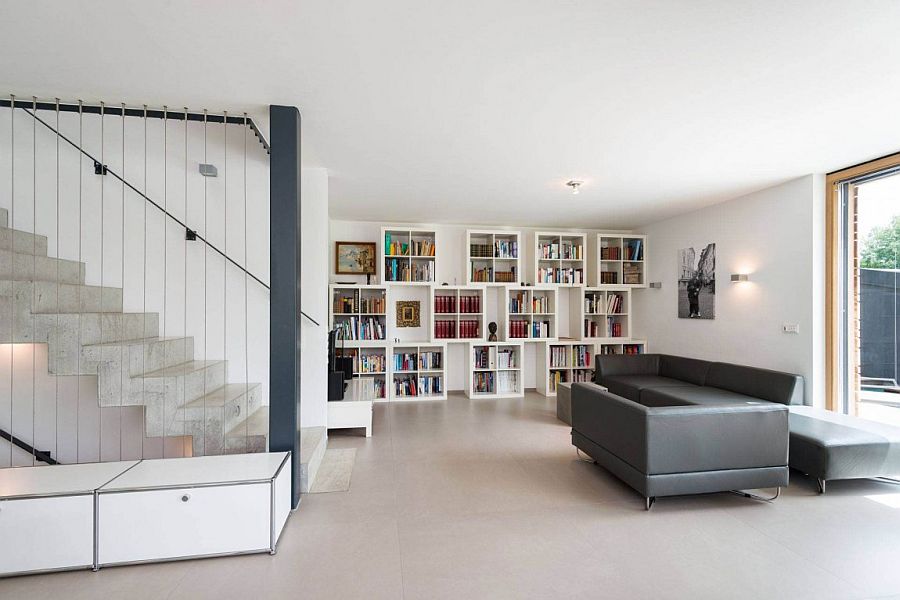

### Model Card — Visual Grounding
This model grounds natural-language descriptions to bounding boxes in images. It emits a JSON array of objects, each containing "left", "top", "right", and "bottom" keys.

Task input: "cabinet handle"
[{"left": 181, "top": 494, "right": 191, "bottom": 502}]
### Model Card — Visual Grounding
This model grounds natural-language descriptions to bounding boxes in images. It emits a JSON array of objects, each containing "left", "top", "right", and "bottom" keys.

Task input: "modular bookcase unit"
[
  {"left": 501, "top": 286, "right": 558, "bottom": 341},
  {"left": 329, "top": 284, "right": 388, "bottom": 342},
  {"left": 390, "top": 343, "right": 447, "bottom": 401},
  {"left": 466, "top": 229, "right": 522, "bottom": 285},
  {"left": 571, "top": 287, "right": 632, "bottom": 341},
  {"left": 532, "top": 232, "right": 587, "bottom": 286},
  {"left": 381, "top": 227, "right": 437, "bottom": 285},
  {"left": 430, "top": 285, "right": 486, "bottom": 342},
  {"left": 596, "top": 234, "right": 647, "bottom": 288},
  {"left": 538, "top": 341, "right": 597, "bottom": 397},
  {"left": 466, "top": 341, "right": 525, "bottom": 398}
]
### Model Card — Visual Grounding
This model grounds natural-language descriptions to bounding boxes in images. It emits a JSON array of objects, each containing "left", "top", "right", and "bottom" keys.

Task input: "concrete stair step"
[
  {"left": 225, "top": 405, "right": 269, "bottom": 454},
  {"left": 83, "top": 336, "right": 194, "bottom": 378},
  {"left": 300, "top": 426, "right": 327, "bottom": 493},
  {"left": 172, "top": 383, "right": 263, "bottom": 456},
  {"left": 0, "top": 250, "right": 85, "bottom": 284},
  {"left": 0, "top": 280, "right": 123, "bottom": 313},
  {"left": 138, "top": 360, "right": 229, "bottom": 437},
  {"left": 0, "top": 227, "right": 49, "bottom": 256},
  {"left": 0, "top": 208, "right": 7, "bottom": 228}
]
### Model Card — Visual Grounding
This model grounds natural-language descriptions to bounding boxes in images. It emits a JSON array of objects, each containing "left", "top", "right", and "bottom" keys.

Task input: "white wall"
[
  {"left": 300, "top": 168, "right": 329, "bottom": 428},
  {"left": 0, "top": 105, "right": 270, "bottom": 460},
  {"left": 632, "top": 175, "right": 825, "bottom": 406},
  {"left": 328, "top": 220, "right": 630, "bottom": 391}
]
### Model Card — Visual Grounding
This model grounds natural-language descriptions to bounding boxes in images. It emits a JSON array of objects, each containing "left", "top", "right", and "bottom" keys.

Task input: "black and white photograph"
[{"left": 678, "top": 243, "right": 716, "bottom": 319}]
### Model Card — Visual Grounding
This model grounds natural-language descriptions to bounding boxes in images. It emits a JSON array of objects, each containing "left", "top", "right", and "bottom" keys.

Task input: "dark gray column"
[{"left": 269, "top": 105, "right": 302, "bottom": 508}]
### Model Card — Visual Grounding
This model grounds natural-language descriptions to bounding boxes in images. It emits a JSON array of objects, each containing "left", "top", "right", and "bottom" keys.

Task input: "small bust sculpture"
[{"left": 488, "top": 321, "right": 498, "bottom": 342}]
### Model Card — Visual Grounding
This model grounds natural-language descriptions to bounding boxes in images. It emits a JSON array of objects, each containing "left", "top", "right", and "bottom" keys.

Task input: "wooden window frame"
[{"left": 825, "top": 152, "right": 900, "bottom": 410}]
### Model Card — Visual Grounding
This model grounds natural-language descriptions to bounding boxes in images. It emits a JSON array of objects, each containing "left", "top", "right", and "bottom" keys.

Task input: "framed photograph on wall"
[
  {"left": 335, "top": 241, "right": 377, "bottom": 276},
  {"left": 678, "top": 243, "right": 716, "bottom": 319}
]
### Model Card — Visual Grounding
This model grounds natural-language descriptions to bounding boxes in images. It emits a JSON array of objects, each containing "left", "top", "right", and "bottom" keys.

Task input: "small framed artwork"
[
  {"left": 335, "top": 241, "right": 377, "bottom": 275},
  {"left": 396, "top": 301, "right": 421, "bottom": 328}
]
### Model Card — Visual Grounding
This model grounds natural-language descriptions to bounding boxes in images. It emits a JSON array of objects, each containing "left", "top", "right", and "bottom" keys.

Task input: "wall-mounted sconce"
[
  {"left": 730, "top": 273, "right": 749, "bottom": 283},
  {"left": 649, "top": 282, "right": 662, "bottom": 289},
  {"left": 199, "top": 163, "right": 218, "bottom": 177}
]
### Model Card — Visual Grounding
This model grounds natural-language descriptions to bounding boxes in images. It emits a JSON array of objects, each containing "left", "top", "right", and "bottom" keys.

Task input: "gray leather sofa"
[{"left": 571, "top": 354, "right": 803, "bottom": 508}]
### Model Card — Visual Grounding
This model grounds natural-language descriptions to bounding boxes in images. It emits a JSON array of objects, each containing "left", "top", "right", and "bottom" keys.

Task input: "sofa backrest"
[
  {"left": 658, "top": 355, "right": 711, "bottom": 386},
  {"left": 593, "top": 354, "right": 660, "bottom": 381},
  {"left": 705, "top": 362, "right": 804, "bottom": 405}
]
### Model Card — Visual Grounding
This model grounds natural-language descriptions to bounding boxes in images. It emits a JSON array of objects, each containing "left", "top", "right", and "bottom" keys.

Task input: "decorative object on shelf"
[
  {"left": 678, "top": 243, "right": 716, "bottom": 320},
  {"left": 488, "top": 322, "right": 498, "bottom": 341},
  {"left": 336, "top": 241, "right": 377, "bottom": 284},
  {"left": 396, "top": 300, "right": 421, "bottom": 327}
]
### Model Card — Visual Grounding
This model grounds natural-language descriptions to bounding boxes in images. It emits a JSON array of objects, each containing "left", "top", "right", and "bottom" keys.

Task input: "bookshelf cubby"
[
  {"left": 466, "top": 341, "right": 524, "bottom": 398},
  {"left": 466, "top": 229, "right": 522, "bottom": 285},
  {"left": 335, "top": 346, "right": 388, "bottom": 400},
  {"left": 570, "top": 287, "right": 632, "bottom": 341},
  {"left": 429, "top": 285, "right": 486, "bottom": 342},
  {"left": 597, "top": 340, "right": 648, "bottom": 356},
  {"left": 596, "top": 234, "right": 647, "bottom": 288},
  {"left": 329, "top": 284, "right": 388, "bottom": 341},
  {"left": 381, "top": 227, "right": 437, "bottom": 285},
  {"left": 390, "top": 344, "right": 447, "bottom": 401},
  {"left": 537, "top": 341, "right": 597, "bottom": 397},
  {"left": 501, "top": 286, "right": 558, "bottom": 341},
  {"left": 532, "top": 232, "right": 587, "bottom": 286}
]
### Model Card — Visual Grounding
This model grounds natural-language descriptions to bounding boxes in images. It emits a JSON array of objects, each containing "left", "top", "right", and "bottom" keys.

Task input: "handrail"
[
  {"left": 0, "top": 98, "right": 269, "bottom": 153},
  {"left": 0, "top": 427, "right": 58, "bottom": 465},
  {"left": 7, "top": 102, "right": 271, "bottom": 292}
]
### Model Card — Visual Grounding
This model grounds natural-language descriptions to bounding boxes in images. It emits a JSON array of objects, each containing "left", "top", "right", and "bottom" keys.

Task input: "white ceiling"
[{"left": 2, "top": 1, "right": 900, "bottom": 228}]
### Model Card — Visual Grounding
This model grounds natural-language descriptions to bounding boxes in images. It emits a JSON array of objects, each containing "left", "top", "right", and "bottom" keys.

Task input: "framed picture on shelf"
[
  {"left": 396, "top": 301, "right": 421, "bottom": 327},
  {"left": 335, "top": 241, "right": 377, "bottom": 275}
]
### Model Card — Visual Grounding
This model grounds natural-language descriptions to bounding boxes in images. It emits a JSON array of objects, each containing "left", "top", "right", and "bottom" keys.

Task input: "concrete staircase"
[{"left": 0, "top": 207, "right": 268, "bottom": 457}]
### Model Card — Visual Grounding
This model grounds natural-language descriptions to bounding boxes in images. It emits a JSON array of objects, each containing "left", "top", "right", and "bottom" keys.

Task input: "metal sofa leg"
[
  {"left": 731, "top": 487, "right": 781, "bottom": 502},
  {"left": 817, "top": 478, "right": 826, "bottom": 494},
  {"left": 645, "top": 496, "right": 655, "bottom": 511}
]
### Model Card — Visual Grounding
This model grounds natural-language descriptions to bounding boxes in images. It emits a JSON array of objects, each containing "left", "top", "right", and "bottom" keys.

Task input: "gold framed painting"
[
  {"left": 396, "top": 301, "right": 420, "bottom": 328},
  {"left": 335, "top": 241, "right": 376, "bottom": 275}
]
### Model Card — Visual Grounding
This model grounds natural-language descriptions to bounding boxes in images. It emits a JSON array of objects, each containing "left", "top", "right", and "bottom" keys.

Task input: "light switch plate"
[{"left": 783, "top": 323, "right": 800, "bottom": 334}]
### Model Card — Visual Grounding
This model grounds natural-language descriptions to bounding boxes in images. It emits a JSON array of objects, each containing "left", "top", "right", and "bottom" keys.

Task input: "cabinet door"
[
  {"left": 98, "top": 483, "right": 270, "bottom": 564},
  {"left": 0, "top": 495, "right": 94, "bottom": 575}
]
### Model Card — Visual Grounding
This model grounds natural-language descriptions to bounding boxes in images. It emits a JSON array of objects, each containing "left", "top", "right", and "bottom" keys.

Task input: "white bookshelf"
[
  {"left": 336, "top": 345, "right": 389, "bottom": 401},
  {"left": 501, "top": 286, "right": 558, "bottom": 341},
  {"left": 430, "top": 285, "right": 486, "bottom": 342},
  {"left": 466, "top": 229, "right": 522, "bottom": 285},
  {"left": 390, "top": 343, "right": 447, "bottom": 401},
  {"left": 381, "top": 227, "right": 437, "bottom": 285},
  {"left": 596, "top": 234, "right": 647, "bottom": 288},
  {"left": 537, "top": 341, "right": 597, "bottom": 397},
  {"left": 466, "top": 342, "right": 524, "bottom": 398},
  {"left": 532, "top": 232, "right": 587, "bottom": 286},
  {"left": 569, "top": 287, "right": 632, "bottom": 342},
  {"left": 329, "top": 284, "right": 388, "bottom": 342}
]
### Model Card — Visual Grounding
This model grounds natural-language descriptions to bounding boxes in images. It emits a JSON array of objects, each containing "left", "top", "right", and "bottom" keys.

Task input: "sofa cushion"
[
  {"left": 640, "top": 385, "right": 772, "bottom": 408},
  {"left": 659, "top": 355, "right": 711, "bottom": 386},
  {"left": 602, "top": 375, "right": 696, "bottom": 403},
  {"left": 705, "top": 362, "right": 804, "bottom": 405}
]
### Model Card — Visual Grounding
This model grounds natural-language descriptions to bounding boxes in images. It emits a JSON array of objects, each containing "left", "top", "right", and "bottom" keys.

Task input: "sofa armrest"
[
  {"left": 645, "top": 404, "right": 788, "bottom": 475},
  {"left": 595, "top": 354, "right": 660, "bottom": 379},
  {"left": 571, "top": 384, "right": 649, "bottom": 472}
]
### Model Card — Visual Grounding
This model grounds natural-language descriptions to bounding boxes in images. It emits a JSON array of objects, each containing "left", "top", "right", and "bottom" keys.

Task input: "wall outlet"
[{"left": 782, "top": 323, "right": 800, "bottom": 334}]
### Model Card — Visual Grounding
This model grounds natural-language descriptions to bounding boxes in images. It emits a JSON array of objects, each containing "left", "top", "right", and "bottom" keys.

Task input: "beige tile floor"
[{"left": 5, "top": 391, "right": 900, "bottom": 599}]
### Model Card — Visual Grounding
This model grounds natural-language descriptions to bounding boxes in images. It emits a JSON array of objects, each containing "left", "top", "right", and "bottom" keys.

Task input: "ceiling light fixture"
[{"left": 566, "top": 180, "right": 583, "bottom": 194}]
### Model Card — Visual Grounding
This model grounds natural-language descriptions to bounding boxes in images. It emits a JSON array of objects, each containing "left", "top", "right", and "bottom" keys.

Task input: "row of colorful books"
[
  {"left": 538, "top": 242, "right": 583, "bottom": 260},
  {"left": 356, "top": 353, "right": 386, "bottom": 374},
  {"left": 472, "top": 371, "right": 495, "bottom": 393},
  {"left": 508, "top": 319, "right": 551, "bottom": 338},
  {"left": 418, "top": 351, "right": 442, "bottom": 370},
  {"left": 549, "top": 345, "right": 592, "bottom": 368},
  {"left": 599, "top": 271, "right": 619, "bottom": 284},
  {"left": 335, "top": 317, "right": 386, "bottom": 341},
  {"left": 333, "top": 294, "right": 386, "bottom": 315},
  {"left": 434, "top": 320, "right": 480, "bottom": 339},
  {"left": 624, "top": 239, "right": 643, "bottom": 261},
  {"left": 471, "top": 266, "right": 518, "bottom": 283},
  {"left": 394, "top": 375, "right": 442, "bottom": 397},
  {"left": 435, "top": 294, "right": 481, "bottom": 313},
  {"left": 537, "top": 267, "right": 584, "bottom": 285},
  {"left": 384, "top": 233, "right": 436, "bottom": 257},
  {"left": 384, "top": 258, "right": 435, "bottom": 282},
  {"left": 608, "top": 319, "right": 623, "bottom": 337},
  {"left": 497, "top": 371, "right": 519, "bottom": 393},
  {"left": 600, "top": 246, "right": 621, "bottom": 260}
]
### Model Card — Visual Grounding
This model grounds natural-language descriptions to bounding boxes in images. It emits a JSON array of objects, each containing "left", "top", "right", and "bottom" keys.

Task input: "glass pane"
[{"left": 855, "top": 173, "right": 900, "bottom": 425}]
